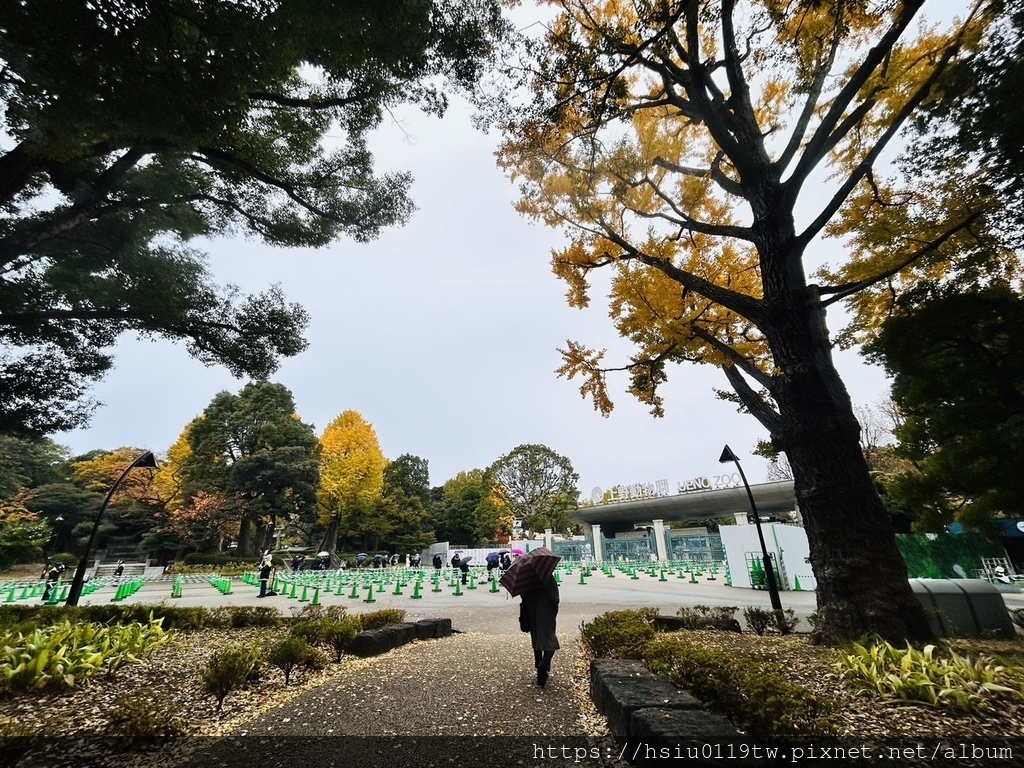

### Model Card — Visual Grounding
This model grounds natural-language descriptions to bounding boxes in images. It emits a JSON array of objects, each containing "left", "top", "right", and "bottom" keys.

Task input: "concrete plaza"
[{"left": 59, "top": 566, "right": 1024, "bottom": 634}]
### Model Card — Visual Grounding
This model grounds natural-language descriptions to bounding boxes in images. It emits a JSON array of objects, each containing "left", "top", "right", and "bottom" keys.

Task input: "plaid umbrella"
[{"left": 499, "top": 547, "right": 561, "bottom": 596}]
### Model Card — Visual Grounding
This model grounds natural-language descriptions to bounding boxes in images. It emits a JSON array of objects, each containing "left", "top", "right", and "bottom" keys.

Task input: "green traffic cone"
[
  {"left": 349, "top": 582, "right": 359, "bottom": 599},
  {"left": 432, "top": 576, "right": 442, "bottom": 592},
  {"left": 411, "top": 580, "right": 423, "bottom": 599},
  {"left": 393, "top": 581, "right": 403, "bottom": 596},
  {"left": 793, "top": 576, "right": 802, "bottom": 591},
  {"left": 311, "top": 586, "right": 320, "bottom": 606},
  {"left": 578, "top": 570, "right": 586, "bottom": 585},
  {"left": 453, "top": 579, "right": 463, "bottom": 596},
  {"left": 659, "top": 568, "right": 667, "bottom": 582},
  {"left": 364, "top": 584, "right": 376, "bottom": 603},
  {"left": 489, "top": 576, "right": 499, "bottom": 593},
  {"left": 289, "top": 581, "right": 298, "bottom": 599},
  {"left": 299, "top": 584, "right": 309, "bottom": 602}
]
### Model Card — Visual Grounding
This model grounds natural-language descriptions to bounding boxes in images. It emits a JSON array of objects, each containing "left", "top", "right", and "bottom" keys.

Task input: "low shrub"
[
  {"left": 836, "top": 638, "right": 1024, "bottom": 714},
  {"left": 645, "top": 634, "right": 838, "bottom": 743},
  {"left": 743, "top": 606, "right": 774, "bottom": 636},
  {"left": 266, "top": 637, "right": 313, "bottom": 685},
  {"left": 290, "top": 619, "right": 327, "bottom": 647},
  {"left": 199, "top": 644, "right": 261, "bottom": 711},
  {"left": 108, "top": 686, "right": 187, "bottom": 750},
  {"left": 742, "top": 607, "right": 798, "bottom": 635},
  {"left": 675, "top": 605, "right": 739, "bottom": 630},
  {"left": 321, "top": 616, "right": 361, "bottom": 662},
  {"left": 291, "top": 604, "right": 349, "bottom": 622},
  {"left": 217, "top": 606, "right": 282, "bottom": 629},
  {"left": 357, "top": 608, "right": 407, "bottom": 631},
  {"left": 773, "top": 608, "right": 799, "bottom": 635},
  {"left": 580, "top": 610, "right": 658, "bottom": 659}
]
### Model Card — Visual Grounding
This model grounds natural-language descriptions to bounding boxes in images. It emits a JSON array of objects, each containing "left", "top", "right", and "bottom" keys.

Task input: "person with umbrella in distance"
[{"left": 500, "top": 547, "right": 561, "bottom": 687}]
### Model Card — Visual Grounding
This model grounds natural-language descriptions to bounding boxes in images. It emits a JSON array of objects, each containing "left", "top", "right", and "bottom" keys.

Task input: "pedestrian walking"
[
  {"left": 485, "top": 551, "right": 500, "bottom": 579},
  {"left": 521, "top": 573, "right": 560, "bottom": 687},
  {"left": 42, "top": 563, "right": 66, "bottom": 601}
]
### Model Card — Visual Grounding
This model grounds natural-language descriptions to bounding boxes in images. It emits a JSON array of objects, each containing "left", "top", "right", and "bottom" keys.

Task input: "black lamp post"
[
  {"left": 719, "top": 445, "right": 783, "bottom": 611},
  {"left": 65, "top": 450, "right": 158, "bottom": 606}
]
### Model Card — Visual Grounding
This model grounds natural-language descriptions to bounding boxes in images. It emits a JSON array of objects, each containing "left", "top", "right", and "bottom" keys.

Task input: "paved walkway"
[
  {"left": 95, "top": 571, "right": 1024, "bottom": 768},
  {"left": 182, "top": 630, "right": 610, "bottom": 768}
]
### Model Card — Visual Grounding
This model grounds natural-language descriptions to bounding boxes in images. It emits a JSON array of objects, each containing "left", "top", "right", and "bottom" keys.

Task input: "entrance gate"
[{"left": 601, "top": 532, "right": 655, "bottom": 563}]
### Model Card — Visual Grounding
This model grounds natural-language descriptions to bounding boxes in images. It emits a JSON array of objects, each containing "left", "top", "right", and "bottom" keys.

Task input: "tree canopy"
[
  {"left": 488, "top": 0, "right": 1004, "bottom": 642},
  {"left": 867, "top": 284, "right": 1024, "bottom": 531},
  {"left": 0, "top": 0, "right": 506, "bottom": 435},
  {"left": 488, "top": 444, "right": 578, "bottom": 535},
  {"left": 182, "top": 381, "right": 320, "bottom": 556},
  {"left": 317, "top": 410, "right": 386, "bottom": 552}
]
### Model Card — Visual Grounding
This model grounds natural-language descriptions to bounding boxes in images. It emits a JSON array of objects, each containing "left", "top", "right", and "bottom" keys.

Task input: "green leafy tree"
[
  {"left": 487, "top": 444, "right": 578, "bottom": 536},
  {"left": 866, "top": 285, "right": 1024, "bottom": 531},
  {"left": 383, "top": 454, "right": 432, "bottom": 506},
  {"left": 489, "top": 0, "right": 1001, "bottom": 643},
  {"left": 380, "top": 489, "right": 436, "bottom": 555},
  {"left": 0, "top": 437, "right": 70, "bottom": 496},
  {"left": 183, "top": 381, "right": 320, "bottom": 556},
  {"left": 0, "top": 0, "right": 506, "bottom": 435},
  {"left": 23, "top": 482, "right": 103, "bottom": 555},
  {"left": 436, "top": 470, "right": 495, "bottom": 545}
]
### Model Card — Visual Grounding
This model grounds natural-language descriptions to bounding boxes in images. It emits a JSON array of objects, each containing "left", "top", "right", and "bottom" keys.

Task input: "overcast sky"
[
  {"left": 49, "top": 3, "right": 930, "bottom": 496},
  {"left": 52, "top": 88, "right": 894, "bottom": 498}
]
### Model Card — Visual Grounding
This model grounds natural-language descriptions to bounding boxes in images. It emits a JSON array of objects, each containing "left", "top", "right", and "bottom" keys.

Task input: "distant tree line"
[{"left": 0, "top": 381, "right": 580, "bottom": 568}]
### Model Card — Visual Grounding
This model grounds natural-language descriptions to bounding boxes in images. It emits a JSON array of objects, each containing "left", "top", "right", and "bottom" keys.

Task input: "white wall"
[{"left": 720, "top": 523, "right": 816, "bottom": 591}]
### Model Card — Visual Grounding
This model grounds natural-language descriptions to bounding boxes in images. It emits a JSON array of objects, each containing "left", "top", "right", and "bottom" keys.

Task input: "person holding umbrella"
[{"left": 500, "top": 547, "right": 561, "bottom": 687}]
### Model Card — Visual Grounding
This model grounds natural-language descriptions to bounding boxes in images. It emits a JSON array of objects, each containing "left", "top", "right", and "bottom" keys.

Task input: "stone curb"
[
  {"left": 348, "top": 618, "right": 451, "bottom": 657},
  {"left": 590, "top": 659, "right": 761, "bottom": 765}
]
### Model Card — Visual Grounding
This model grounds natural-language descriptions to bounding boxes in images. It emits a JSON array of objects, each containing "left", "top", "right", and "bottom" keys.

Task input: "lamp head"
[
  {"left": 135, "top": 451, "right": 158, "bottom": 469},
  {"left": 719, "top": 445, "right": 739, "bottom": 464}
]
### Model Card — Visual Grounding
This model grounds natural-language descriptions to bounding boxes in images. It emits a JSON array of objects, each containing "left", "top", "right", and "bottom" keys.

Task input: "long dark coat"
[{"left": 520, "top": 574, "right": 560, "bottom": 653}]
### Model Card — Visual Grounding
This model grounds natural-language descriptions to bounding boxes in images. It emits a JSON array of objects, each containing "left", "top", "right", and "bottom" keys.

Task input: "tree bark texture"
[{"left": 766, "top": 292, "right": 934, "bottom": 644}]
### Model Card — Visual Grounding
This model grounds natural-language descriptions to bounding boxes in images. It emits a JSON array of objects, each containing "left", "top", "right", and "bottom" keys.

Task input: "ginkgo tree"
[
  {"left": 493, "top": 0, "right": 1007, "bottom": 643},
  {"left": 317, "top": 411, "right": 386, "bottom": 552}
]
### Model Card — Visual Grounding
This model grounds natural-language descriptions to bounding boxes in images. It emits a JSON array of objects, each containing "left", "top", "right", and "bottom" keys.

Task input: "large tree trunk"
[
  {"left": 768, "top": 292, "right": 934, "bottom": 644},
  {"left": 236, "top": 515, "right": 253, "bottom": 558},
  {"left": 320, "top": 518, "right": 339, "bottom": 554}
]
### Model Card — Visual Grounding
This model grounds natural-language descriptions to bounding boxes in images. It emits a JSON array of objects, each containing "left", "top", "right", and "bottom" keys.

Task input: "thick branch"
[
  {"left": 794, "top": 9, "right": 979, "bottom": 250},
  {"left": 691, "top": 324, "right": 773, "bottom": 391},
  {"left": 786, "top": 0, "right": 926, "bottom": 194},
  {"left": 598, "top": 227, "right": 765, "bottom": 323},
  {"left": 817, "top": 212, "right": 983, "bottom": 306},
  {"left": 778, "top": 22, "right": 843, "bottom": 173},
  {"left": 722, "top": 363, "right": 782, "bottom": 433},
  {"left": 653, "top": 153, "right": 744, "bottom": 198},
  {"left": 0, "top": 146, "right": 155, "bottom": 268}
]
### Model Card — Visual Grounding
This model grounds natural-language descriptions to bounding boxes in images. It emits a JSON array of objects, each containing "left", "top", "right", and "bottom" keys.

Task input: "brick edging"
[
  {"left": 589, "top": 659, "right": 761, "bottom": 766},
  {"left": 348, "top": 618, "right": 452, "bottom": 657}
]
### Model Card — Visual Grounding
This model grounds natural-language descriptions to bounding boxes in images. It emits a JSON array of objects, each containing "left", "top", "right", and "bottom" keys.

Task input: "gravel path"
[{"left": 181, "top": 631, "right": 614, "bottom": 768}]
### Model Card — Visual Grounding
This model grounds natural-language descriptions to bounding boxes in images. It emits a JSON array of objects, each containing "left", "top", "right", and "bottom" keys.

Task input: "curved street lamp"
[
  {"left": 65, "top": 450, "right": 158, "bottom": 606},
  {"left": 719, "top": 445, "right": 783, "bottom": 611}
]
